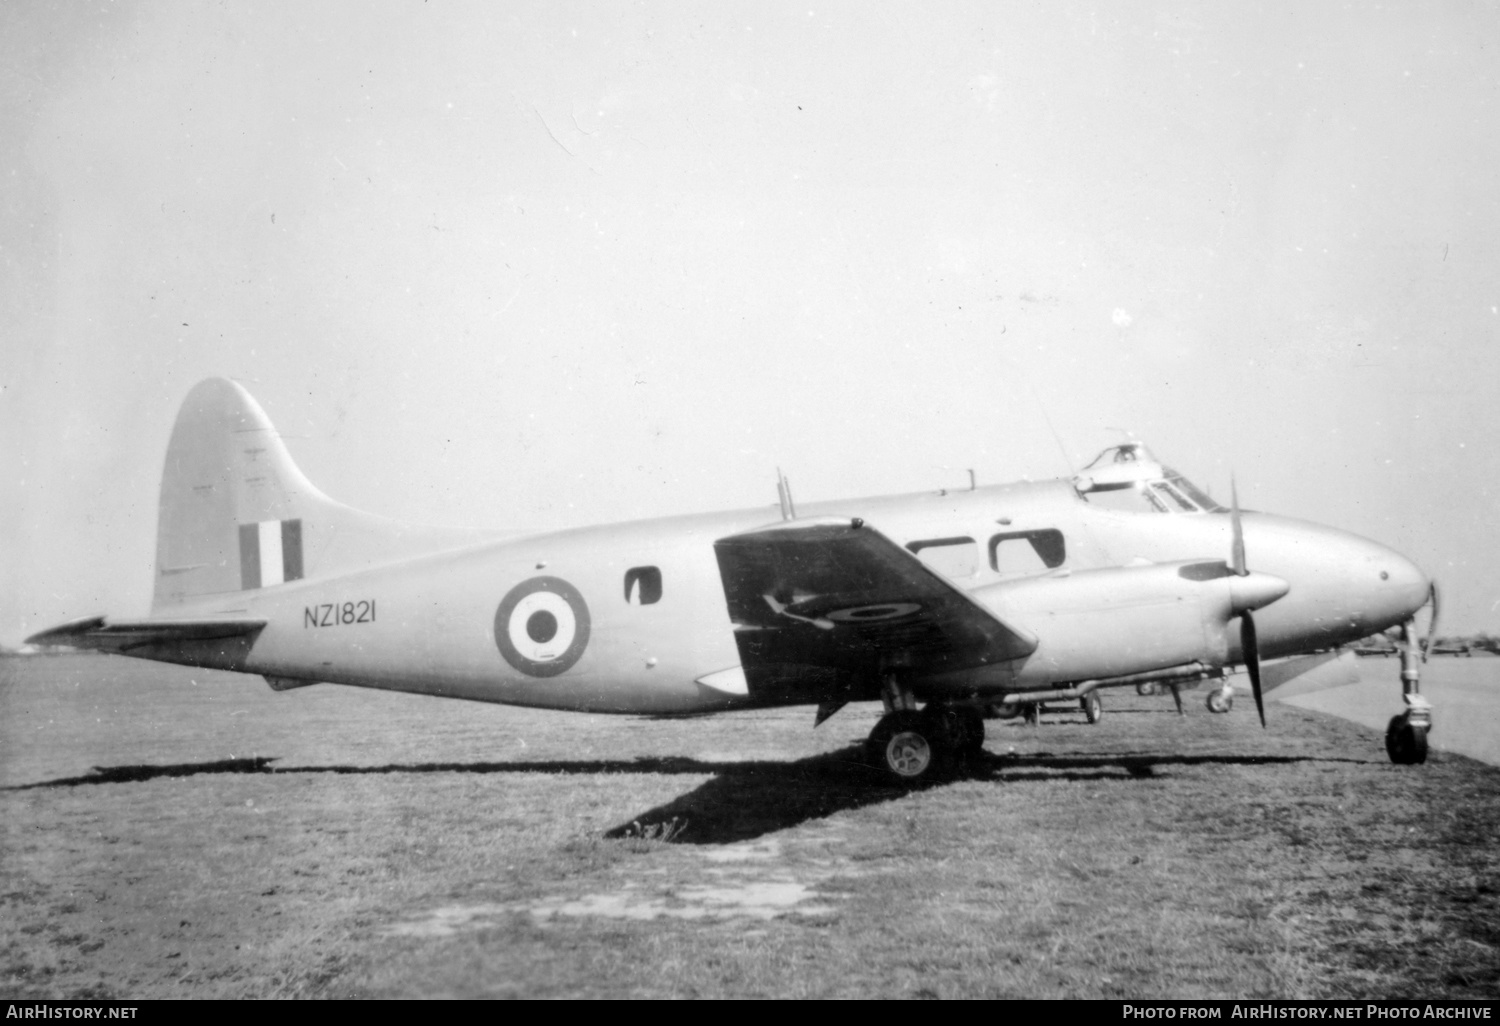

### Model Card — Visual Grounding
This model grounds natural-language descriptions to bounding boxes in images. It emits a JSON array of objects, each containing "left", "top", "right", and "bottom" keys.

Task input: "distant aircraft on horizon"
[{"left": 29, "top": 378, "right": 1440, "bottom": 782}]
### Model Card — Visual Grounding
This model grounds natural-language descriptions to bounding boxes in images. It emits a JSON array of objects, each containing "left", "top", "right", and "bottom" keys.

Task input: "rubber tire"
[
  {"left": 1386, "top": 715, "right": 1429, "bottom": 765},
  {"left": 1206, "top": 689, "right": 1233, "bottom": 714},
  {"left": 1136, "top": 682, "right": 1160, "bottom": 696},
  {"left": 924, "top": 704, "right": 985, "bottom": 758},
  {"left": 868, "top": 710, "right": 948, "bottom": 785},
  {"left": 1081, "top": 691, "right": 1103, "bottom": 724}
]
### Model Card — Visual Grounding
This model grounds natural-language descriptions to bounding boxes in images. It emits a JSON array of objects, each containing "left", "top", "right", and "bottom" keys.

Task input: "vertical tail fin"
[{"left": 152, "top": 379, "right": 489, "bottom": 610}]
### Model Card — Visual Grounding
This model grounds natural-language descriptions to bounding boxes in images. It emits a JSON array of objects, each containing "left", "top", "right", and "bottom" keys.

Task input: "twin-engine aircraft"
[{"left": 30, "top": 379, "right": 1438, "bottom": 783}]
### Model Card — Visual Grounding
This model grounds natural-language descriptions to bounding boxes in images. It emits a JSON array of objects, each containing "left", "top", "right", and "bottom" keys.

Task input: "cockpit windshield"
[{"left": 1073, "top": 443, "right": 1226, "bottom": 514}]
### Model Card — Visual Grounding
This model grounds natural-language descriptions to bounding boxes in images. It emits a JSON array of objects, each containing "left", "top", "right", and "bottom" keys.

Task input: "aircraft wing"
[
  {"left": 713, "top": 518, "right": 1037, "bottom": 699},
  {"left": 26, "top": 615, "right": 267, "bottom": 654}
]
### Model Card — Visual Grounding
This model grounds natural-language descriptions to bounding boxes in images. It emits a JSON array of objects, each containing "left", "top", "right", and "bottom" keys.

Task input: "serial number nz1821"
[{"left": 304, "top": 600, "right": 376, "bottom": 628}]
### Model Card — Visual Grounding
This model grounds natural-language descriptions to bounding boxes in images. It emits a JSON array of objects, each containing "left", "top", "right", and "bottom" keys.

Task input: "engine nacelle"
[{"left": 972, "top": 560, "right": 1288, "bottom": 686}]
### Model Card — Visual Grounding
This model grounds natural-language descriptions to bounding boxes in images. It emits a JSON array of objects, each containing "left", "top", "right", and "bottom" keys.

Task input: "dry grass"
[{"left": 2, "top": 654, "right": 1497, "bottom": 999}]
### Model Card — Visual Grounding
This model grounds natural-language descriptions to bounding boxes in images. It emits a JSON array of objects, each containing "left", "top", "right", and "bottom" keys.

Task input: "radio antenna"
[
  {"left": 1040, "top": 404, "right": 1075, "bottom": 474},
  {"left": 776, "top": 468, "right": 797, "bottom": 520}
]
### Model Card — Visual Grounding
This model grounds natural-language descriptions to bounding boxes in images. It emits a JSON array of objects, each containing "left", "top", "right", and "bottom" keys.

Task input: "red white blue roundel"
[{"left": 494, "top": 577, "right": 590, "bottom": 677}]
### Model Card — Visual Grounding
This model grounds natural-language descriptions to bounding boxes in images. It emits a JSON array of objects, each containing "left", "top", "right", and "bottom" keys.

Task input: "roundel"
[
  {"left": 493, "top": 576, "right": 591, "bottom": 677},
  {"left": 827, "top": 602, "right": 922, "bottom": 623}
]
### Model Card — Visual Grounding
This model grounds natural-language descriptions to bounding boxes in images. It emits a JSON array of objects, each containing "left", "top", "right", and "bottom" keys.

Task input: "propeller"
[
  {"left": 1420, "top": 582, "right": 1440, "bottom": 663},
  {"left": 1231, "top": 478, "right": 1266, "bottom": 728}
]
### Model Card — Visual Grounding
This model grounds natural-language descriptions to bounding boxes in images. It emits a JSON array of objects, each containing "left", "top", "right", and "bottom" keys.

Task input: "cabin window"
[
  {"left": 624, "top": 566, "right": 662, "bottom": 605},
  {"left": 907, "top": 536, "right": 979, "bottom": 579},
  {"left": 989, "top": 529, "right": 1066, "bottom": 575}
]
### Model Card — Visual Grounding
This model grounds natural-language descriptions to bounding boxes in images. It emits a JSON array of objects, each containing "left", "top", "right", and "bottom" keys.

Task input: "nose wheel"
[
  {"left": 1205, "top": 685, "right": 1234, "bottom": 714},
  {"left": 1386, "top": 707, "right": 1430, "bottom": 765}
]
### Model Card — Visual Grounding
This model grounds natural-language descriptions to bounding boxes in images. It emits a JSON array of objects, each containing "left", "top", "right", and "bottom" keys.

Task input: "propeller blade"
[
  {"left": 1241, "top": 611, "right": 1265, "bottom": 728},
  {"left": 1228, "top": 476, "right": 1265, "bottom": 726},
  {"left": 1421, "top": 582, "right": 1440, "bottom": 663},
  {"left": 1230, "top": 476, "right": 1247, "bottom": 576}
]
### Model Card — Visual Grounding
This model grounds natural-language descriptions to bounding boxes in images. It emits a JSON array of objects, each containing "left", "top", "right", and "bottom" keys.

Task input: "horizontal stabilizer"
[{"left": 26, "top": 615, "right": 266, "bottom": 654}]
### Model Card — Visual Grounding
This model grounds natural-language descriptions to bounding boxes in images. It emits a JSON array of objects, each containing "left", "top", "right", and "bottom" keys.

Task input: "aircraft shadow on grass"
[
  {"left": 8, "top": 748, "right": 1368, "bottom": 844},
  {"left": 603, "top": 749, "right": 1372, "bottom": 843}
]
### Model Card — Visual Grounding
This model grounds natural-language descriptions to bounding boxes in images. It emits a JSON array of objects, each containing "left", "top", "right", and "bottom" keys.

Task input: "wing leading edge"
[{"left": 713, "top": 518, "right": 1037, "bottom": 702}]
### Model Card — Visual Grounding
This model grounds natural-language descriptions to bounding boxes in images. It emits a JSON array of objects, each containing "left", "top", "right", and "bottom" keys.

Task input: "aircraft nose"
[
  {"left": 1377, "top": 547, "right": 1431, "bottom": 625},
  {"left": 1238, "top": 514, "right": 1431, "bottom": 645}
]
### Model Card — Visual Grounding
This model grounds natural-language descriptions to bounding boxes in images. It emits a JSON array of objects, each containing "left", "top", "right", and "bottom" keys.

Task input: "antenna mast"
[{"left": 776, "top": 468, "right": 797, "bottom": 521}]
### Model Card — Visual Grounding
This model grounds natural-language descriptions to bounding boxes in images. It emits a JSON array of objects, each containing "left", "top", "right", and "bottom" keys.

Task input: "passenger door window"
[
  {"left": 989, "top": 530, "right": 1066, "bottom": 576},
  {"left": 907, "top": 536, "right": 979, "bottom": 579}
]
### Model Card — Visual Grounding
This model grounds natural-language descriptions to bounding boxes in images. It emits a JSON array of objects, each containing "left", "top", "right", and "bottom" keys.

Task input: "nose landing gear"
[
  {"left": 1387, "top": 620, "right": 1432, "bottom": 765},
  {"left": 1386, "top": 699, "right": 1431, "bottom": 765}
]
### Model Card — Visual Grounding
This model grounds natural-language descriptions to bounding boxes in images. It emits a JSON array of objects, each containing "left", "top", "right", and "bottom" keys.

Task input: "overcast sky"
[{"left": 4, "top": 1, "right": 1498, "bottom": 644}]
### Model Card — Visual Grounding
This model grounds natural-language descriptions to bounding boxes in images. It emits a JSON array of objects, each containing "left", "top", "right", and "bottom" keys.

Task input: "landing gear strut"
[
  {"left": 865, "top": 674, "right": 983, "bottom": 785},
  {"left": 1387, "top": 620, "right": 1432, "bottom": 765}
]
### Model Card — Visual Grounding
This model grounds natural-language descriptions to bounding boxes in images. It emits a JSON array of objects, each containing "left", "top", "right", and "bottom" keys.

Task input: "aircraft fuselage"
[{"left": 138, "top": 478, "right": 1429, "bottom": 715}]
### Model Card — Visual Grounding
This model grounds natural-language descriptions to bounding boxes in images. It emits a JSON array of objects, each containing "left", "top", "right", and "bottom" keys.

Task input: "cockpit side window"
[
  {"left": 1079, "top": 483, "right": 1167, "bottom": 514},
  {"left": 1151, "top": 481, "right": 1198, "bottom": 513},
  {"left": 1075, "top": 444, "right": 1226, "bottom": 514},
  {"left": 1163, "top": 469, "right": 1226, "bottom": 512}
]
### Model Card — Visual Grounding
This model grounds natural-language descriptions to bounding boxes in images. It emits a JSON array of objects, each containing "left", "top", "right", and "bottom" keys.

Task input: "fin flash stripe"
[{"left": 239, "top": 519, "right": 304, "bottom": 589}]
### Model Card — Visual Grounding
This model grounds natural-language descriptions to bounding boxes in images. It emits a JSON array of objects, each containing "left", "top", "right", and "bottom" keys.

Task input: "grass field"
[{"left": 2, "top": 654, "right": 1498, "bottom": 999}]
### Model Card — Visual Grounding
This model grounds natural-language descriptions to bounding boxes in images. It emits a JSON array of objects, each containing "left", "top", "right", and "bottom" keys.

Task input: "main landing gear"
[
  {"left": 866, "top": 676, "right": 985, "bottom": 786},
  {"left": 1387, "top": 619, "right": 1432, "bottom": 765}
]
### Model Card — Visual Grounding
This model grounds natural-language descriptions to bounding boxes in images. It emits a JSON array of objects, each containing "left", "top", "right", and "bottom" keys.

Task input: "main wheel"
[
  {"left": 1081, "top": 691, "right": 1103, "bottom": 724},
  {"left": 868, "top": 710, "right": 948, "bottom": 785},
  {"left": 990, "top": 702, "right": 1021, "bottom": 720},
  {"left": 1385, "top": 715, "right": 1429, "bottom": 765},
  {"left": 961, "top": 706, "right": 986, "bottom": 754},
  {"left": 1206, "top": 689, "right": 1233, "bottom": 714},
  {"left": 1136, "top": 682, "right": 1160, "bottom": 696},
  {"left": 926, "top": 704, "right": 985, "bottom": 758}
]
